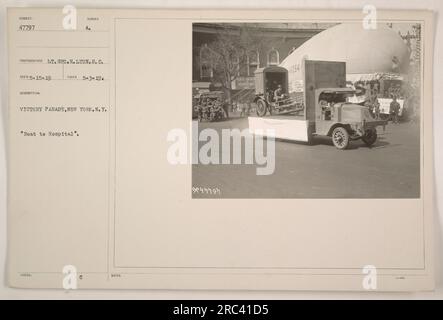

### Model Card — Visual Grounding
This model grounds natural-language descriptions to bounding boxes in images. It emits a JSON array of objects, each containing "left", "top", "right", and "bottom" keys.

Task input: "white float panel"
[
  {"left": 248, "top": 116, "right": 309, "bottom": 142},
  {"left": 379, "top": 98, "right": 405, "bottom": 115}
]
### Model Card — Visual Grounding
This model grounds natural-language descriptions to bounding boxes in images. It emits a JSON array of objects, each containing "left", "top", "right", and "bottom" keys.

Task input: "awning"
[
  {"left": 192, "top": 82, "right": 211, "bottom": 89},
  {"left": 346, "top": 73, "right": 406, "bottom": 83}
]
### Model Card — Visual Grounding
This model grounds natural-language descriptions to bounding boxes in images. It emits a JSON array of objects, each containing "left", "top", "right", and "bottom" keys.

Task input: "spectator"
[
  {"left": 389, "top": 96, "right": 401, "bottom": 124},
  {"left": 374, "top": 95, "right": 380, "bottom": 120}
]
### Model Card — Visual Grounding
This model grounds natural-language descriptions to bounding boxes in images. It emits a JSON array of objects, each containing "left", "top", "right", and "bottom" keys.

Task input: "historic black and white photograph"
[{"left": 192, "top": 22, "right": 422, "bottom": 199}]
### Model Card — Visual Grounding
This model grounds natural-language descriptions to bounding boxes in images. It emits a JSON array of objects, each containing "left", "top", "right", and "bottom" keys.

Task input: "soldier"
[
  {"left": 206, "top": 99, "right": 214, "bottom": 121},
  {"left": 374, "top": 94, "right": 381, "bottom": 120},
  {"left": 364, "top": 99, "right": 374, "bottom": 117},
  {"left": 198, "top": 98, "right": 207, "bottom": 122},
  {"left": 197, "top": 103, "right": 202, "bottom": 122},
  {"left": 213, "top": 98, "right": 223, "bottom": 120},
  {"left": 389, "top": 96, "right": 401, "bottom": 124},
  {"left": 274, "top": 84, "right": 284, "bottom": 102}
]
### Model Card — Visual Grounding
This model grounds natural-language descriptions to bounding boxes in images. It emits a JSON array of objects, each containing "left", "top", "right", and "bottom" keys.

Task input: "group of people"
[
  {"left": 363, "top": 89, "right": 401, "bottom": 124},
  {"left": 364, "top": 94, "right": 381, "bottom": 120},
  {"left": 195, "top": 97, "right": 226, "bottom": 122}
]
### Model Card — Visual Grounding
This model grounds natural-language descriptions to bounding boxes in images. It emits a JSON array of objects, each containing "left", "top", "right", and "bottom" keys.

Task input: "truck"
[{"left": 249, "top": 60, "right": 387, "bottom": 149}]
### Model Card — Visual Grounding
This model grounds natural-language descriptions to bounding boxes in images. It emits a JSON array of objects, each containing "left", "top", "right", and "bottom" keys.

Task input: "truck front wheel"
[
  {"left": 256, "top": 100, "right": 267, "bottom": 117},
  {"left": 362, "top": 128, "right": 377, "bottom": 147},
  {"left": 332, "top": 127, "right": 350, "bottom": 150}
]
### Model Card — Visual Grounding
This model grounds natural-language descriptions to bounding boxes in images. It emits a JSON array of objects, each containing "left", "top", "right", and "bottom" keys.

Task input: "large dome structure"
[{"left": 281, "top": 23, "right": 410, "bottom": 92}]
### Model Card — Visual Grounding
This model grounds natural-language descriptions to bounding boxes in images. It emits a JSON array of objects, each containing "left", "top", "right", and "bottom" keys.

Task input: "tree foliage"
[{"left": 201, "top": 24, "right": 265, "bottom": 95}]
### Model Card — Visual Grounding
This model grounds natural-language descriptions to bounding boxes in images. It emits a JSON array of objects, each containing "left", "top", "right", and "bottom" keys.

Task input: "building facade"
[{"left": 192, "top": 23, "right": 335, "bottom": 93}]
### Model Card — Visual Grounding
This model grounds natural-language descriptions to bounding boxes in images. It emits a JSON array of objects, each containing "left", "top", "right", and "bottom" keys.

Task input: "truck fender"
[
  {"left": 253, "top": 96, "right": 264, "bottom": 104},
  {"left": 327, "top": 123, "right": 350, "bottom": 137}
]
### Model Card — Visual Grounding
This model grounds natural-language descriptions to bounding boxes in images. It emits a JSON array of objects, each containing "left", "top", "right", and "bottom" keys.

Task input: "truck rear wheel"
[
  {"left": 256, "top": 100, "right": 267, "bottom": 117},
  {"left": 332, "top": 127, "right": 350, "bottom": 150},
  {"left": 362, "top": 128, "right": 377, "bottom": 147}
]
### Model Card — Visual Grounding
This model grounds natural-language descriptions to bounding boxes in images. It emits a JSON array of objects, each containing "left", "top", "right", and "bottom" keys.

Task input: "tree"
[{"left": 201, "top": 24, "right": 264, "bottom": 103}]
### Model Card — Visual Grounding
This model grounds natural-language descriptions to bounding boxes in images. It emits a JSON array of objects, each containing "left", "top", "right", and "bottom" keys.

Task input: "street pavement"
[{"left": 192, "top": 117, "right": 420, "bottom": 198}]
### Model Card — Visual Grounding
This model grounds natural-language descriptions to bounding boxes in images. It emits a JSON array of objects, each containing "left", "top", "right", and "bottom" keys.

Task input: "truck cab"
[{"left": 314, "top": 88, "right": 386, "bottom": 149}]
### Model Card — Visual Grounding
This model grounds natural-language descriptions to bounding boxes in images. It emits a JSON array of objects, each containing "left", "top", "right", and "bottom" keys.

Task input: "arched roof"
[{"left": 281, "top": 23, "right": 410, "bottom": 77}]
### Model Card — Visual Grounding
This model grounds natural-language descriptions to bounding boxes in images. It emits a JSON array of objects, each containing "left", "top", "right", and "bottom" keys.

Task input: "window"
[
  {"left": 248, "top": 50, "right": 260, "bottom": 76},
  {"left": 239, "top": 54, "right": 249, "bottom": 77},
  {"left": 201, "top": 64, "right": 212, "bottom": 79},
  {"left": 231, "top": 54, "right": 241, "bottom": 77},
  {"left": 267, "top": 48, "right": 279, "bottom": 66},
  {"left": 199, "top": 44, "right": 213, "bottom": 79}
]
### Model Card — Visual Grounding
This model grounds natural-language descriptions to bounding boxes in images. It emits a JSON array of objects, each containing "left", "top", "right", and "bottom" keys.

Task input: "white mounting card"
[{"left": 6, "top": 8, "right": 435, "bottom": 291}]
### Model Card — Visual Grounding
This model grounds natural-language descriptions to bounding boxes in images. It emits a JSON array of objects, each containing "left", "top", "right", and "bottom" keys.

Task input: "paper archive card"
[{"left": 6, "top": 7, "right": 435, "bottom": 291}]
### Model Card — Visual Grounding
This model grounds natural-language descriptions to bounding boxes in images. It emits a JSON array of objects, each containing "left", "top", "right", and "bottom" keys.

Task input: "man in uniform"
[
  {"left": 389, "top": 96, "right": 401, "bottom": 124},
  {"left": 274, "top": 84, "right": 284, "bottom": 103},
  {"left": 374, "top": 94, "right": 381, "bottom": 120}
]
